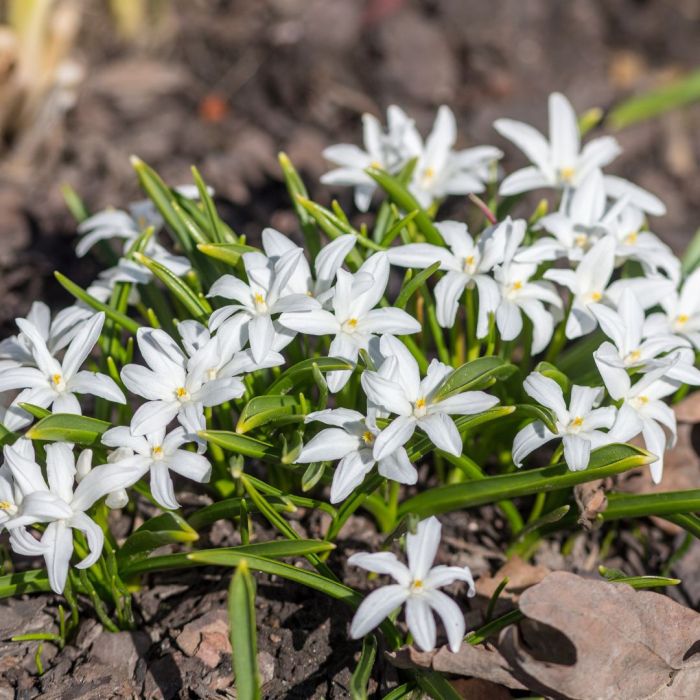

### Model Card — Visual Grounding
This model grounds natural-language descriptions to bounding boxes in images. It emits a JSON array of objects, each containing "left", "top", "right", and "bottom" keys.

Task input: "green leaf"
[
  {"left": 415, "top": 671, "right": 463, "bottom": 700},
  {"left": 26, "top": 414, "right": 110, "bottom": 445},
  {"left": 515, "top": 402, "right": 559, "bottom": 434},
  {"left": 399, "top": 444, "right": 655, "bottom": 518},
  {"left": 54, "top": 272, "right": 140, "bottom": 335},
  {"left": 131, "top": 156, "right": 195, "bottom": 253},
  {"left": 196, "top": 242, "right": 259, "bottom": 266},
  {"left": 120, "top": 540, "right": 338, "bottom": 577},
  {"left": 265, "top": 357, "right": 354, "bottom": 395},
  {"left": 603, "top": 490, "right": 700, "bottom": 519},
  {"left": 608, "top": 70, "right": 700, "bottom": 129},
  {"left": 117, "top": 512, "right": 199, "bottom": 566},
  {"left": 436, "top": 356, "right": 517, "bottom": 399},
  {"left": 189, "top": 550, "right": 360, "bottom": 603},
  {"left": 599, "top": 566, "right": 680, "bottom": 589},
  {"left": 394, "top": 261, "right": 441, "bottom": 310},
  {"left": 191, "top": 165, "right": 228, "bottom": 244},
  {"left": 301, "top": 462, "right": 326, "bottom": 492},
  {"left": 134, "top": 252, "right": 211, "bottom": 321},
  {"left": 198, "top": 430, "right": 281, "bottom": 461},
  {"left": 366, "top": 167, "right": 444, "bottom": 245},
  {"left": 0, "top": 570, "right": 53, "bottom": 599},
  {"left": 681, "top": 228, "right": 700, "bottom": 275},
  {"left": 18, "top": 403, "right": 51, "bottom": 420},
  {"left": 279, "top": 152, "right": 321, "bottom": 257},
  {"left": 236, "top": 395, "right": 304, "bottom": 434},
  {"left": 229, "top": 561, "right": 261, "bottom": 700},
  {"left": 61, "top": 183, "right": 89, "bottom": 222},
  {"left": 350, "top": 635, "right": 377, "bottom": 700}
]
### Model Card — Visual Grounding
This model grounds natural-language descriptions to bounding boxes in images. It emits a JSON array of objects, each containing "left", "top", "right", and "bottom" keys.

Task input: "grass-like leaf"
[
  {"left": 350, "top": 634, "right": 377, "bottom": 700},
  {"left": 26, "top": 414, "right": 111, "bottom": 445}
]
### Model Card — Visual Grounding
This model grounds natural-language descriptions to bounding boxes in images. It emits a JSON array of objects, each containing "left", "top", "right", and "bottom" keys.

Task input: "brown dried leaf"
[
  {"left": 500, "top": 571, "right": 700, "bottom": 699},
  {"left": 574, "top": 479, "right": 608, "bottom": 530}
]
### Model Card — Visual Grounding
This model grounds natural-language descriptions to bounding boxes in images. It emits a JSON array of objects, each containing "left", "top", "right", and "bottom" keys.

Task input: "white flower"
[
  {"left": 643, "top": 267, "right": 700, "bottom": 349},
  {"left": 409, "top": 106, "right": 501, "bottom": 208},
  {"left": 544, "top": 235, "right": 616, "bottom": 339},
  {"left": 495, "top": 93, "right": 621, "bottom": 195},
  {"left": 493, "top": 219, "right": 562, "bottom": 353},
  {"left": 0, "top": 312, "right": 125, "bottom": 415},
  {"left": 349, "top": 516, "right": 475, "bottom": 653},
  {"left": 589, "top": 288, "right": 688, "bottom": 373},
  {"left": 387, "top": 220, "right": 506, "bottom": 336},
  {"left": 296, "top": 408, "right": 417, "bottom": 503},
  {"left": 120, "top": 327, "right": 245, "bottom": 435},
  {"left": 513, "top": 372, "right": 616, "bottom": 472},
  {"left": 77, "top": 207, "right": 191, "bottom": 278},
  {"left": 261, "top": 228, "right": 357, "bottom": 306},
  {"left": 208, "top": 248, "right": 320, "bottom": 363},
  {"left": 2, "top": 439, "right": 142, "bottom": 593},
  {"left": 279, "top": 253, "right": 420, "bottom": 392},
  {"left": 594, "top": 353, "right": 700, "bottom": 483},
  {"left": 102, "top": 425, "right": 212, "bottom": 510},
  {"left": 361, "top": 335, "right": 499, "bottom": 458},
  {"left": 321, "top": 106, "right": 422, "bottom": 211}
]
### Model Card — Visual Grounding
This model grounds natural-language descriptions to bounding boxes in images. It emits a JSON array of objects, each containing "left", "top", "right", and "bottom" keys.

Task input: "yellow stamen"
[
  {"left": 346, "top": 318, "right": 358, "bottom": 328},
  {"left": 52, "top": 373, "right": 63, "bottom": 386},
  {"left": 512, "top": 280, "right": 522, "bottom": 291},
  {"left": 627, "top": 349, "right": 641, "bottom": 362},
  {"left": 560, "top": 166, "right": 575, "bottom": 183},
  {"left": 465, "top": 255, "right": 475, "bottom": 266},
  {"left": 152, "top": 445, "right": 164, "bottom": 457},
  {"left": 254, "top": 293, "right": 265, "bottom": 304},
  {"left": 574, "top": 233, "right": 588, "bottom": 248},
  {"left": 677, "top": 314, "right": 689, "bottom": 326},
  {"left": 624, "top": 231, "right": 638, "bottom": 245},
  {"left": 411, "top": 579, "right": 424, "bottom": 591},
  {"left": 415, "top": 398, "right": 426, "bottom": 409},
  {"left": 421, "top": 166, "right": 435, "bottom": 184},
  {"left": 590, "top": 291, "right": 602, "bottom": 302},
  {"left": 571, "top": 416, "right": 584, "bottom": 427},
  {"left": 362, "top": 431, "right": 374, "bottom": 445},
  {"left": 370, "top": 161, "right": 383, "bottom": 170},
  {"left": 176, "top": 387, "right": 188, "bottom": 398},
  {"left": 638, "top": 395, "right": 649, "bottom": 405},
  {"left": 0, "top": 500, "right": 12, "bottom": 511}
]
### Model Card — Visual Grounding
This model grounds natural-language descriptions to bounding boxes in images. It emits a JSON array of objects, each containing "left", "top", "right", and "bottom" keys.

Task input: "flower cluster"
[{"left": 0, "top": 92, "right": 698, "bottom": 658}]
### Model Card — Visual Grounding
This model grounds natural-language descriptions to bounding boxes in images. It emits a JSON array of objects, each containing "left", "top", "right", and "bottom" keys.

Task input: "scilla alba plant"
[{"left": 1, "top": 93, "right": 699, "bottom": 698}]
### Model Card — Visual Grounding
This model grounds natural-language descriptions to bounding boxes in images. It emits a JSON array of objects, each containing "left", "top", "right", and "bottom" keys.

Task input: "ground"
[{"left": 1, "top": 0, "right": 699, "bottom": 697}]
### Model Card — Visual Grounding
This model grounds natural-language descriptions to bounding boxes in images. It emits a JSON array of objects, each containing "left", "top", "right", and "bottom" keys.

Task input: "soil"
[{"left": 1, "top": 0, "right": 700, "bottom": 697}]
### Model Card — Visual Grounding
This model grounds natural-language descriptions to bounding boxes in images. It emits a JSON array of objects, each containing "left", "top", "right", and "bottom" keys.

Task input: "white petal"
[
  {"left": 434, "top": 271, "right": 468, "bottom": 328},
  {"left": 347, "top": 552, "right": 411, "bottom": 586},
  {"left": 424, "top": 589, "right": 466, "bottom": 653},
  {"left": 150, "top": 462, "right": 180, "bottom": 510},
  {"left": 417, "top": 413, "right": 462, "bottom": 456},
  {"left": 167, "top": 449, "right": 212, "bottom": 482},
  {"left": 62, "top": 313, "right": 105, "bottom": 380},
  {"left": 71, "top": 460, "right": 147, "bottom": 511},
  {"left": 130, "top": 400, "right": 180, "bottom": 436},
  {"left": 493, "top": 118, "right": 551, "bottom": 176},
  {"left": 523, "top": 372, "right": 568, "bottom": 420},
  {"left": 424, "top": 565, "right": 475, "bottom": 593},
  {"left": 358, "top": 308, "right": 421, "bottom": 336},
  {"left": 361, "top": 371, "right": 412, "bottom": 416},
  {"left": 330, "top": 450, "right": 375, "bottom": 503},
  {"left": 407, "top": 516, "right": 441, "bottom": 581},
  {"left": 349, "top": 585, "right": 409, "bottom": 639},
  {"left": 67, "top": 371, "right": 126, "bottom": 404},
  {"left": 69, "top": 512, "right": 105, "bottom": 570},
  {"left": 512, "top": 421, "right": 556, "bottom": 467},
  {"left": 297, "top": 429, "right": 360, "bottom": 463},
  {"left": 45, "top": 442, "right": 76, "bottom": 503},
  {"left": 498, "top": 166, "right": 552, "bottom": 196},
  {"left": 405, "top": 597, "right": 437, "bottom": 652},
  {"left": 278, "top": 309, "right": 340, "bottom": 336},
  {"left": 434, "top": 391, "right": 499, "bottom": 416},
  {"left": 42, "top": 521, "right": 74, "bottom": 594},
  {"left": 562, "top": 434, "right": 591, "bottom": 471},
  {"left": 372, "top": 415, "right": 416, "bottom": 461},
  {"left": 377, "top": 449, "right": 418, "bottom": 485},
  {"left": 386, "top": 244, "right": 454, "bottom": 271}
]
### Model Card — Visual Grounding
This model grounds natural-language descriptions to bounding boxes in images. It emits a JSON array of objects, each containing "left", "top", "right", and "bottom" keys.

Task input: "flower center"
[
  {"left": 559, "top": 166, "right": 575, "bottom": 184},
  {"left": 574, "top": 233, "right": 588, "bottom": 249},
  {"left": 567, "top": 416, "right": 585, "bottom": 433},
  {"left": 51, "top": 373, "right": 66, "bottom": 391},
  {"left": 421, "top": 166, "right": 436, "bottom": 186},
  {"left": 253, "top": 292, "right": 268, "bottom": 313},
  {"left": 624, "top": 231, "right": 638, "bottom": 245},
  {"left": 342, "top": 318, "right": 359, "bottom": 333},
  {"left": 151, "top": 445, "right": 165, "bottom": 461},
  {"left": 413, "top": 397, "right": 428, "bottom": 417},
  {"left": 175, "top": 386, "right": 190, "bottom": 401},
  {"left": 588, "top": 291, "right": 602, "bottom": 303},
  {"left": 410, "top": 579, "right": 424, "bottom": 592},
  {"left": 0, "top": 500, "right": 15, "bottom": 512},
  {"left": 676, "top": 313, "right": 690, "bottom": 328},
  {"left": 463, "top": 255, "right": 476, "bottom": 273},
  {"left": 362, "top": 430, "right": 374, "bottom": 445},
  {"left": 625, "top": 349, "right": 642, "bottom": 364},
  {"left": 370, "top": 160, "right": 383, "bottom": 170}
]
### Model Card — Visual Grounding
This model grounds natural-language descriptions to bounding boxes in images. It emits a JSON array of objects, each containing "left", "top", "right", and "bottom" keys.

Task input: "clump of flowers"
[{"left": 0, "top": 92, "right": 698, "bottom": 696}]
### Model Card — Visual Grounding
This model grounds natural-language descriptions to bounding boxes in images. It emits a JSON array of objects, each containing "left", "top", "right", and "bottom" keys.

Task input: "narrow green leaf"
[
  {"left": 229, "top": 562, "right": 261, "bottom": 700},
  {"left": 608, "top": 70, "right": 700, "bottom": 129},
  {"left": 0, "top": 570, "right": 53, "bottom": 599},
  {"left": 394, "top": 261, "right": 441, "bottom": 310},
  {"left": 533, "top": 361, "right": 570, "bottom": 393},
  {"left": 681, "top": 228, "right": 700, "bottom": 275},
  {"left": 61, "top": 183, "right": 89, "bottom": 222},
  {"left": 265, "top": 357, "right": 353, "bottom": 395},
  {"left": 279, "top": 152, "right": 320, "bottom": 257},
  {"left": 515, "top": 402, "right": 559, "bottom": 434},
  {"left": 350, "top": 635, "right": 377, "bottom": 700},
  {"left": 301, "top": 462, "right": 326, "bottom": 492},
  {"left": 134, "top": 252, "right": 211, "bottom": 321},
  {"left": 399, "top": 444, "right": 655, "bottom": 518},
  {"left": 366, "top": 167, "right": 444, "bottom": 245},
  {"left": 18, "top": 403, "right": 51, "bottom": 420},
  {"left": 26, "top": 414, "right": 111, "bottom": 445},
  {"left": 436, "top": 356, "right": 517, "bottom": 399},
  {"left": 197, "top": 242, "right": 259, "bottom": 266},
  {"left": 599, "top": 567, "right": 680, "bottom": 589},
  {"left": 54, "top": 272, "right": 140, "bottom": 335},
  {"left": 198, "top": 430, "right": 281, "bottom": 461},
  {"left": 117, "top": 512, "right": 199, "bottom": 565},
  {"left": 236, "top": 395, "right": 304, "bottom": 434},
  {"left": 415, "top": 671, "right": 463, "bottom": 700}
]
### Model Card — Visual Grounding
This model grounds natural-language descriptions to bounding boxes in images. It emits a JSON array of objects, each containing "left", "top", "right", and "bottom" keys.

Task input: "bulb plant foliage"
[{"left": 1, "top": 93, "right": 700, "bottom": 697}]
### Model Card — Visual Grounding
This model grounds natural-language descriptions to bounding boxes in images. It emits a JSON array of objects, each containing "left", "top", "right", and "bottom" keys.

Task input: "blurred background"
[{"left": 1, "top": 0, "right": 699, "bottom": 331}]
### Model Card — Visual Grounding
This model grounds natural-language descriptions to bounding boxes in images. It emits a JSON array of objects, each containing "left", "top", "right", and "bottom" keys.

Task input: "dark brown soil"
[{"left": 2, "top": 1, "right": 700, "bottom": 697}]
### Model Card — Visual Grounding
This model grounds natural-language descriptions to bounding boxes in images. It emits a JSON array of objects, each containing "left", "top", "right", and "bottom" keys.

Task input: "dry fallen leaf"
[
  {"left": 389, "top": 572, "right": 700, "bottom": 699},
  {"left": 501, "top": 572, "right": 700, "bottom": 699},
  {"left": 574, "top": 479, "right": 608, "bottom": 530}
]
